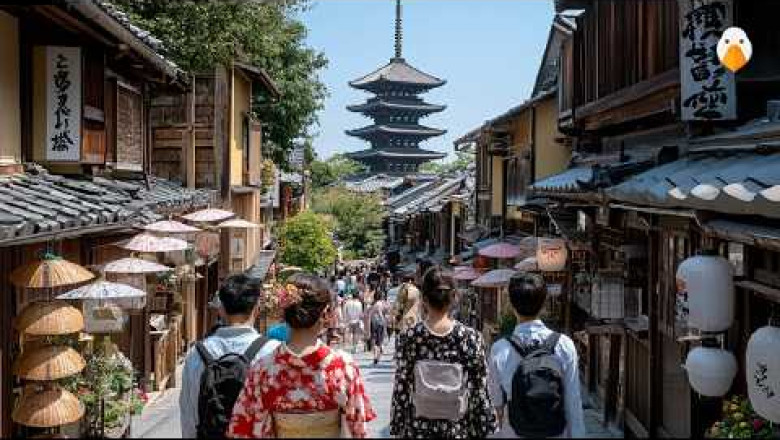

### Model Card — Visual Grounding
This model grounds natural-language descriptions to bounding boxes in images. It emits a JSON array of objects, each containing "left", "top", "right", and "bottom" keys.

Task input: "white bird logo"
[{"left": 717, "top": 27, "right": 752, "bottom": 73}]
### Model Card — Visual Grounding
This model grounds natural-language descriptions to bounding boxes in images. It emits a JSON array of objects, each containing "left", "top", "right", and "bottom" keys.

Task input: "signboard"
[
  {"left": 46, "top": 46, "right": 82, "bottom": 161},
  {"left": 679, "top": 0, "right": 736, "bottom": 121},
  {"left": 288, "top": 145, "right": 305, "bottom": 171}
]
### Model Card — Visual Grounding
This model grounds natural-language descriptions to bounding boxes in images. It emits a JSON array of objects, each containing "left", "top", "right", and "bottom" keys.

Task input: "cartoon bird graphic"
[{"left": 717, "top": 27, "right": 752, "bottom": 73}]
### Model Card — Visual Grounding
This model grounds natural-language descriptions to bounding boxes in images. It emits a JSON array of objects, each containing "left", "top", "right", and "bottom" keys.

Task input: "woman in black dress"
[{"left": 390, "top": 267, "right": 497, "bottom": 438}]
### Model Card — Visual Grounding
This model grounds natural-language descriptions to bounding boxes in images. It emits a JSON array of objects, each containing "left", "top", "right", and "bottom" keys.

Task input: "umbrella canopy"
[
  {"left": 57, "top": 280, "right": 147, "bottom": 310},
  {"left": 102, "top": 257, "right": 172, "bottom": 274},
  {"left": 517, "top": 237, "right": 538, "bottom": 260},
  {"left": 15, "top": 301, "right": 84, "bottom": 336},
  {"left": 143, "top": 220, "right": 201, "bottom": 234},
  {"left": 217, "top": 218, "right": 261, "bottom": 229},
  {"left": 471, "top": 269, "right": 517, "bottom": 288},
  {"left": 10, "top": 257, "right": 94, "bottom": 289},
  {"left": 13, "top": 345, "right": 86, "bottom": 381},
  {"left": 182, "top": 208, "right": 235, "bottom": 223},
  {"left": 121, "top": 233, "right": 189, "bottom": 253},
  {"left": 12, "top": 386, "right": 84, "bottom": 428},
  {"left": 478, "top": 243, "right": 522, "bottom": 259},
  {"left": 452, "top": 266, "right": 481, "bottom": 281},
  {"left": 514, "top": 257, "right": 539, "bottom": 272}
]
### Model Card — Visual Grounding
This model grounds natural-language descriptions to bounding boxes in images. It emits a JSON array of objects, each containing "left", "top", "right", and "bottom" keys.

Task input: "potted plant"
[{"left": 706, "top": 395, "right": 777, "bottom": 438}]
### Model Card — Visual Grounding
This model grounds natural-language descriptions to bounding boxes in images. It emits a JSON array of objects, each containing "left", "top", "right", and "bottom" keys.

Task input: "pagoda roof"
[
  {"left": 346, "top": 124, "right": 446, "bottom": 139},
  {"left": 349, "top": 58, "right": 445, "bottom": 91},
  {"left": 347, "top": 99, "right": 446, "bottom": 115},
  {"left": 347, "top": 147, "right": 446, "bottom": 160}
]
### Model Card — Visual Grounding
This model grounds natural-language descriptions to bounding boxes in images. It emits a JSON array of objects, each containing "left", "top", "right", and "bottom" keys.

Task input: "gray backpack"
[{"left": 413, "top": 360, "right": 469, "bottom": 421}]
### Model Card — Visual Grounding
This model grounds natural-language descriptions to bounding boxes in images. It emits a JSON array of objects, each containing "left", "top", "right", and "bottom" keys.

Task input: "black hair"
[
  {"left": 508, "top": 273, "right": 547, "bottom": 317},
  {"left": 420, "top": 266, "right": 454, "bottom": 311},
  {"left": 218, "top": 273, "right": 261, "bottom": 316},
  {"left": 283, "top": 273, "right": 332, "bottom": 329}
]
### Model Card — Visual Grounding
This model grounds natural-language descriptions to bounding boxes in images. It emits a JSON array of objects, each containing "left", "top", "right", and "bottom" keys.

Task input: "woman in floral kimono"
[{"left": 227, "top": 274, "right": 376, "bottom": 438}]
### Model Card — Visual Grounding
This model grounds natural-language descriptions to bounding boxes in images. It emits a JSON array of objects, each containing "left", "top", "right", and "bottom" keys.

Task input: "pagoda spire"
[{"left": 394, "top": 0, "right": 403, "bottom": 59}]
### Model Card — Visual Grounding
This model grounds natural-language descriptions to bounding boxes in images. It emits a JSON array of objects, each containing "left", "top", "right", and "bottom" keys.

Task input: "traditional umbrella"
[
  {"left": 514, "top": 257, "right": 539, "bottom": 272},
  {"left": 13, "top": 345, "right": 86, "bottom": 381},
  {"left": 478, "top": 243, "right": 522, "bottom": 260},
  {"left": 182, "top": 208, "right": 235, "bottom": 223},
  {"left": 471, "top": 269, "right": 517, "bottom": 288},
  {"left": 102, "top": 257, "right": 173, "bottom": 275},
  {"left": 15, "top": 301, "right": 84, "bottom": 336},
  {"left": 143, "top": 220, "right": 201, "bottom": 234},
  {"left": 56, "top": 280, "right": 147, "bottom": 310},
  {"left": 12, "top": 386, "right": 84, "bottom": 428},
  {"left": 121, "top": 232, "right": 189, "bottom": 253},
  {"left": 452, "top": 266, "right": 481, "bottom": 282},
  {"left": 517, "top": 237, "right": 538, "bottom": 260},
  {"left": 10, "top": 256, "right": 94, "bottom": 289},
  {"left": 217, "top": 218, "right": 261, "bottom": 229}
]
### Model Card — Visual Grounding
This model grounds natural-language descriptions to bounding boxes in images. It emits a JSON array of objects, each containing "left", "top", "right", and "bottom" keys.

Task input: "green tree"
[
  {"left": 113, "top": 0, "right": 328, "bottom": 166},
  {"left": 278, "top": 211, "right": 337, "bottom": 272},
  {"left": 310, "top": 153, "right": 366, "bottom": 189},
  {"left": 312, "top": 187, "right": 385, "bottom": 259},
  {"left": 419, "top": 151, "right": 473, "bottom": 174}
]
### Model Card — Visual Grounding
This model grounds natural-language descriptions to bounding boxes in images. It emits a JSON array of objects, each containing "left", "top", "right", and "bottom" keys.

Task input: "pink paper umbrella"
[
  {"left": 478, "top": 242, "right": 522, "bottom": 259},
  {"left": 121, "top": 232, "right": 189, "bottom": 253},
  {"left": 144, "top": 220, "right": 201, "bottom": 234},
  {"left": 514, "top": 257, "right": 539, "bottom": 272},
  {"left": 452, "top": 266, "right": 481, "bottom": 281},
  {"left": 471, "top": 269, "right": 517, "bottom": 288}
]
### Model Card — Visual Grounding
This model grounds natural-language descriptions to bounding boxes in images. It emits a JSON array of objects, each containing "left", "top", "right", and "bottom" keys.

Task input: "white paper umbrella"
[
  {"left": 217, "top": 218, "right": 261, "bottom": 229},
  {"left": 182, "top": 208, "right": 235, "bottom": 223},
  {"left": 103, "top": 257, "right": 173, "bottom": 274},
  {"left": 471, "top": 269, "right": 517, "bottom": 288},
  {"left": 56, "top": 280, "right": 147, "bottom": 310},
  {"left": 514, "top": 257, "right": 539, "bottom": 272},
  {"left": 121, "top": 233, "right": 189, "bottom": 253},
  {"left": 143, "top": 220, "right": 201, "bottom": 234}
]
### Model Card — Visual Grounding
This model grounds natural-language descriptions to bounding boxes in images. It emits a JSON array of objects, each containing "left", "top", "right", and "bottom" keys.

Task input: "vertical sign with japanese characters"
[
  {"left": 46, "top": 46, "right": 81, "bottom": 161},
  {"left": 679, "top": 0, "right": 736, "bottom": 120}
]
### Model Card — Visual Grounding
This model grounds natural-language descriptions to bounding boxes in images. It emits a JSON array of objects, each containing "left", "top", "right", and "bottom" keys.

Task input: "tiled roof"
[
  {"left": 346, "top": 148, "right": 446, "bottom": 160},
  {"left": 391, "top": 174, "right": 469, "bottom": 217},
  {"left": 346, "top": 124, "right": 446, "bottom": 139},
  {"left": 530, "top": 166, "right": 594, "bottom": 193},
  {"left": 347, "top": 99, "right": 446, "bottom": 115},
  {"left": 343, "top": 175, "right": 405, "bottom": 193},
  {"left": 350, "top": 58, "right": 445, "bottom": 90},
  {"left": 0, "top": 167, "right": 214, "bottom": 244}
]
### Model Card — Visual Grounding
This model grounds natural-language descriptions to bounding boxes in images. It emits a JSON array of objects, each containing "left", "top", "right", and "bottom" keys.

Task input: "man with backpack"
[
  {"left": 179, "top": 274, "right": 279, "bottom": 439},
  {"left": 488, "top": 273, "right": 585, "bottom": 438}
]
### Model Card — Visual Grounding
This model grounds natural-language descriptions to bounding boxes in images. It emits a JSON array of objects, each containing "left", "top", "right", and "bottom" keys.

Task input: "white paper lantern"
[
  {"left": 676, "top": 253, "right": 734, "bottom": 332},
  {"left": 746, "top": 325, "right": 780, "bottom": 423},
  {"left": 684, "top": 346, "right": 737, "bottom": 397},
  {"left": 537, "top": 238, "right": 568, "bottom": 272}
]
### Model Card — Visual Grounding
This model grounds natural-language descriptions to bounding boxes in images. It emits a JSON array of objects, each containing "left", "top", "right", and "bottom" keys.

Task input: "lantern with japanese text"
[
  {"left": 536, "top": 238, "right": 568, "bottom": 272},
  {"left": 684, "top": 346, "right": 737, "bottom": 397},
  {"left": 676, "top": 252, "right": 734, "bottom": 332},
  {"left": 746, "top": 325, "right": 780, "bottom": 423}
]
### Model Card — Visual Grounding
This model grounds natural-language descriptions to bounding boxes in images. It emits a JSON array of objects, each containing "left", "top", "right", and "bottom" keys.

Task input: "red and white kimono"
[{"left": 227, "top": 342, "right": 376, "bottom": 438}]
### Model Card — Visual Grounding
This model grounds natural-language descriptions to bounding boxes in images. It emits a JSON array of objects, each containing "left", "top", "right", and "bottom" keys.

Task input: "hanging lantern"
[
  {"left": 746, "top": 325, "right": 780, "bottom": 423},
  {"left": 537, "top": 238, "right": 568, "bottom": 272},
  {"left": 676, "top": 252, "right": 734, "bottom": 332},
  {"left": 684, "top": 346, "right": 737, "bottom": 397}
]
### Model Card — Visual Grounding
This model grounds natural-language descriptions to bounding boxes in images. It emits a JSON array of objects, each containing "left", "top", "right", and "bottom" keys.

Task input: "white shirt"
[
  {"left": 344, "top": 298, "right": 364, "bottom": 324},
  {"left": 179, "top": 326, "right": 280, "bottom": 438},
  {"left": 488, "top": 320, "right": 586, "bottom": 438},
  {"left": 336, "top": 279, "right": 346, "bottom": 293}
]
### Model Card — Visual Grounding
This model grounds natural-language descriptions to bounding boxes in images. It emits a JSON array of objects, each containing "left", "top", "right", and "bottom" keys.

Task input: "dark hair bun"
[
  {"left": 421, "top": 266, "right": 454, "bottom": 311},
  {"left": 283, "top": 273, "right": 331, "bottom": 329}
]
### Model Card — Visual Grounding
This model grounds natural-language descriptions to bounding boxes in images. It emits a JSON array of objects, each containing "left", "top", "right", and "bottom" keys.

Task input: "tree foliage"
[
  {"left": 312, "top": 187, "right": 385, "bottom": 259},
  {"left": 278, "top": 211, "right": 337, "bottom": 272},
  {"left": 310, "top": 154, "right": 366, "bottom": 189},
  {"left": 113, "top": 0, "right": 328, "bottom": 166},
  {"left": 419, "top": 151, "right": 473, "bottom": 174}
]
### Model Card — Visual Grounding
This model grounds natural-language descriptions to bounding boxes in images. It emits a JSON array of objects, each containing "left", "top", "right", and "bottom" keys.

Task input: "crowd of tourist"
[{"left": 178, "top": 259, "right": 585, "bottom": 438}]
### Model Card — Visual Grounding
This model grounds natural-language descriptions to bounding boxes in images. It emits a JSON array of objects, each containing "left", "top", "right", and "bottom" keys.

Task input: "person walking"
[
  {"left": 179, "top": 274, "right": 280, "bottom": 439},
  {"left": 343, "top": 291, "right": 364, "bottom": 353},
  {"left": 227, "top": 274, "right": 376, "bottom": 438},
  {"left": 390, "top": 267, "right": 497, "bottom": 438},
  {"left": 488, "top": 273, "right": 585, "bottom": 438},
  {"left": 367, "top": 291, "right": 390, "bottom": 365},
  {"left": 394, "top": 273, "right": 422, "bottom": 333}
]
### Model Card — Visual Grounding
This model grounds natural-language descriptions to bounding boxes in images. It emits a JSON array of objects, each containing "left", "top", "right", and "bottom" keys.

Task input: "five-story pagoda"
[{"left": 346, "top": 0, "right": 447, "bottom": 174}]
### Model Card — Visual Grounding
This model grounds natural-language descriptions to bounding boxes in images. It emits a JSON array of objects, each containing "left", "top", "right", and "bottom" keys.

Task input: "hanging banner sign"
[
  {"left": 679, "top": 0, "right": 736, "bottom": 121},
  {"left": 46, "top": 46, "right": 82, "bottom": 161}
]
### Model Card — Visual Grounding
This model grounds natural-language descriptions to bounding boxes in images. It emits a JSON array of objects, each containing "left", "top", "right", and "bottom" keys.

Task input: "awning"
[
  {"left": 530, "top": 166, "right": 593, "bottom": 193},
  {"left": 703, "top": 219, "right": 780, "bottom": 251},
  {"left": 607, "top": 150, "right": 780, "bottom": 219},
  {"left": 245, "top": 250, "right": 277, "bottom": 281}
]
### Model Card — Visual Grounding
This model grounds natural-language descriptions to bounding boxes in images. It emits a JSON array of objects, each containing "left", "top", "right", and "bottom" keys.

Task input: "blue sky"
[{"left": 301, "top": 0, "right": 555, "bottom": 160}]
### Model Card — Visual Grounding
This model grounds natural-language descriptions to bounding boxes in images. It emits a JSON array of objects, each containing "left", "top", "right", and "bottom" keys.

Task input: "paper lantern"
[
  {"left": 746, "top": 325, "right": 780, "bottom": 422},
  {"left": 676, "top": 253, "right": 734, "bottom": 332},
  {"left": 537, "top": 238, "right": 568, "bottom": 272},
  {"left": 684, "top": 346, "right": 737, "bottom": 397}
]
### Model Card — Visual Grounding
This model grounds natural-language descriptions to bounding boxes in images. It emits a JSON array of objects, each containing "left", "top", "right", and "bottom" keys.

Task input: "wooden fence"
[{"left": 151, "top": 315, "right": 183, "bottom": 392}]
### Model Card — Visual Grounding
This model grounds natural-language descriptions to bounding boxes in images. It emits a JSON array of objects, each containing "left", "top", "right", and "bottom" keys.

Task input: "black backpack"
[
  {"left": 504, "top": 333, "right": 566, "bottom": 437},
  {"left": 196, "top": 336, "right": 267, "bottom": 439}
]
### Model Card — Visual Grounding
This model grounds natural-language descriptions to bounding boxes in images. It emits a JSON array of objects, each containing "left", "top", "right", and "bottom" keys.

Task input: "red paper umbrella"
[{"left": 478, "top": 243, "right": 521, "bottom": 259}]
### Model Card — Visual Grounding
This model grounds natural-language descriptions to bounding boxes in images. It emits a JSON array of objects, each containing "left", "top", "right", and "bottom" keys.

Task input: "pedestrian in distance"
[
  {"left": 179, "top": 274, "right": 280, "bottom": 439},
  {"left": 488, "top": 273, "right": 585, "bottom": 438},
  {"left": 390, "top": 266, "right": 498, "bottom": 438},
  {"left": 343, "top": 291, "right": 365, "bottom": 353},
  {"left": 227, "top": 273, "right": 376, "bottom": 438},
  {"left": 367, "top": 291, "right": 390, "bottom": 365},
  {"left": 394, "top": 272, "right": 422, "bottom": 333}
]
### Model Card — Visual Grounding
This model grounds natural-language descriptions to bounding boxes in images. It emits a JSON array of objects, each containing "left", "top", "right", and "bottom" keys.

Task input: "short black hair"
[
  {"left": 508, "top": 273, "right": 547, "bottom": 317},
  {"left": 421, "top": 266, "right": 454, "bottom": 311},
  {"left": 218, "top": 273, "right": 261, "bottom": 316}
]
